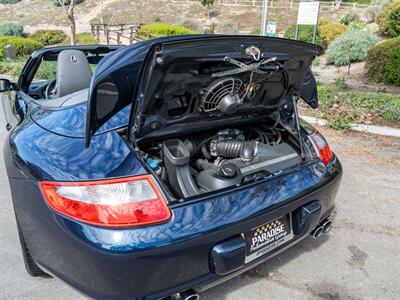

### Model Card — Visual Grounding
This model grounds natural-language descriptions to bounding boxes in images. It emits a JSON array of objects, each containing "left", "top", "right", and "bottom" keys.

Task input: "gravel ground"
[{"left": 0, "top": 113, "right": 399, "bottom": 299}]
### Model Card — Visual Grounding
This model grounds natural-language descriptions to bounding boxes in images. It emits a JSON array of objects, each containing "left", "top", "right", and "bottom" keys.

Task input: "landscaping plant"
[
  {"left": 284, "top": 25, "right": 322, "bottom": 45},
  {"left": 0, "top": 37, "right": 42, "bottom": 57},
  {"left": 319, "top": 22, "right": 348, "bottom": 45},
  {"left": 366, "top": 36, "right": 400, "bottom": 85},
  {"left": 0, "top": 22, "right": 23, "bottom": 37},
  {"left": 30, "top": 30, "right": 67, "bottom": 46},
  {"left": 326, "top": 29, "right": 378, "bottom": 66},
  {"left": 53, "top": 0, "right": 84, "bottom": 6},
  {"left": 0, "top": 0, "right": 21, "bottom": 3},
  {"left": 377, "top": 0, "right": 400, "bottom": 37},
  {"left": 339, "top": 10, "right": 361, "bottom": 25},
  {"left": 139, "top": 24, "right": 195, "bottom": 39}
]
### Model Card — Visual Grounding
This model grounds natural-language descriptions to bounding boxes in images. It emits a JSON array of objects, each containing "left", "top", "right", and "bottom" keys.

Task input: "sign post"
[
  {"left": 260, "top": 0, "right": 269, "bottom": 36},
  {"left": 295, "top": 2, "right": 320, "bottom": 44}
]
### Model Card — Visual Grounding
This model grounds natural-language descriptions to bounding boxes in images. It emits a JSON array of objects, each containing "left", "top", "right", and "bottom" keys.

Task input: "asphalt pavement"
[{"left": 0, "top": 111, "right": 399, "bottom": 299}]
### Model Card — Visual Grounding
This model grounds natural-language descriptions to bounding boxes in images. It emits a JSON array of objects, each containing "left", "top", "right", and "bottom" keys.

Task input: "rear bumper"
[{"left": 10, "top": 157, "right": 342, "bottom": 300}]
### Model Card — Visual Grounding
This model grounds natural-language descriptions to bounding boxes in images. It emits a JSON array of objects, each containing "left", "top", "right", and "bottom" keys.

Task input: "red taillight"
[
  {"left": 309, "top": 131, "right": 334, "bottom": 165},
  {"left": 39, "top": 175, "right": 171, "bottom": 227}
]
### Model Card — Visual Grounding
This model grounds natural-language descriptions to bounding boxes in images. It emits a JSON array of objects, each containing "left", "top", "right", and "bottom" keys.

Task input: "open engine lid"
[{"left": 85, "top": 35, "right": 320, "bottom": 146}]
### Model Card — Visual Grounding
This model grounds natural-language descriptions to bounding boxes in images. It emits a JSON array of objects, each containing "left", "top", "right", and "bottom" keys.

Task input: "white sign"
[
  {"left": 297, "top": 2, "right": 320, "bottom": 25},
  {"left": 266, "top": 21, "right": 277, "bottom": 37}
]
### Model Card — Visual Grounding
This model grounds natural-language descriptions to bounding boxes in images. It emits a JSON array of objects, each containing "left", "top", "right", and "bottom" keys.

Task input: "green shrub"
[
  {"left": 179, "top": 19, "right": 204, "bottom": 33},
  {"left": 0, "top": 58, "right": 25, "bottom": 78},
  {"left": 366, "top": 37, "right": 400, "bottom": 82},
  {"left": 53, "top": 0, "right": 84, "bottom": 6},
  {"left": 384, "top": 47, "right": 400, "bottom": 85},
  {"left": 0, "top": 37, "right": 42, "bottom": 57},
  {"left": 30, "top": 30, "right": 67, "bottom": 46},
  {"left": 326, "top": 30, "right": 378, "bottom": 66},
  {"left": 387, "top": 1, "right": 400, "bottom": 37},
  {"left": 139, "top": 24, "right": 195, "bottom": 39},
  {"left": 339, "top": 10, "right": 361, "bottom": 25},
  {"left": 377, "top": 0, "right": 400, "bottom": 37},
  {"left": 75, "top": 32, "right": 98, "bottom": 44},
  {"left": 319, "top": 23, "right": 348, "bottom": 45},
  {"left": 0, "top": 0, "right": 21, "bottom": 3},
  {"left": 0, "top": 22, "right": 23, "bottom": 37},
  {"left": 284, "top": 25, "right": 322, "bottom": 45},
  {"left": 349, "top": 20, "right": 365, "bottom": 30}
]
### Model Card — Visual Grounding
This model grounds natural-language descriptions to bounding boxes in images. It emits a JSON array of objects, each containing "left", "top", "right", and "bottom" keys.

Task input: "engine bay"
[
  {"left": 136, "top": 44, "right": 315, "bottom": 199},
  {"left": 139, "top": 123, "right": 302, "bottom": 199}
]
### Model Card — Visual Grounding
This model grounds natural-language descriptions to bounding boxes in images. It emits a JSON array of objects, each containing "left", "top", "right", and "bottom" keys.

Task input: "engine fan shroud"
[{"left": 200, "top": 77, "right": 246, "bottom": 113}]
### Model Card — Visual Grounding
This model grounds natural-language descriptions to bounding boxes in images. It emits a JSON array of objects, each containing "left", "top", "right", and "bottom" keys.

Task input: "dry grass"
[{"left": 0, "top": 0, "right": 359, "bottom": 33}]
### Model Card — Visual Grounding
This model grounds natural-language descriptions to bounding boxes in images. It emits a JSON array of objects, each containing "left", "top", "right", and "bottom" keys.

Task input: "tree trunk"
[{"left": 67, "top": 1, "right": 76, "bottom": 45}]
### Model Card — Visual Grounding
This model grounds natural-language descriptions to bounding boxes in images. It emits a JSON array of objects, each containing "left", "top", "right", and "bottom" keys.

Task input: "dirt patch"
[{"left": 313, "top": 57, "right": 400, "bottom": 94}]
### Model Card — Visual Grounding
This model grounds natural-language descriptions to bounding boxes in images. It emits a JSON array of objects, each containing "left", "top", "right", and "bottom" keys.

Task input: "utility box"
[{"left": 4, "top": 45, "right": 17, "bottom": 60}]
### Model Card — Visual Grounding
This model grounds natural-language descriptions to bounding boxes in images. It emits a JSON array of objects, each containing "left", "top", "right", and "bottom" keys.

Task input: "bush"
[
  {"left": 30, "top": 30, "right": 67, "bottom": 46},
  {"left": 284, "top": 25, "right": 322, "bottom": 45},
  {"left": 0, "top": 22, "right": 23, "bottom": 37},
  {"left": 75, "top": 32, "right": 98, "bottom": 44},
  {"left": 0, "top": 37, "right": 42, "bottom": 57},
  {"left": 53, "top": 0, "right": 84, "bottom": 6},
  {"left": 215, "top": 20, "right": 239, "bottom": 34},
  {"left": 377, "top": 0, "right": 400, "bottom": 37},
  {"left": 366, "top": 37, "right": 400, "bottom": 84},
  {"left": 179, "top": 19, "right": 204, "bottom": 33},
  {"left": 339, "top": 10, "right": 361, "bottom": 25},
  {"left": 326, "top": 30, "right": 378, "bottom": 66},
  {"left": 387, "top": 1, "right": 400, "bottom": 37},
  {"left": 139, "top": 24, "right": 195, "bottom": 39},
  {"left": 319, "top": 23, "right": 348, "bottom": 45},
  {"left": 0, "top": 0, "right": 21, "bottom": 3},
  {"left": 384, "top": 47, "right": 400, "bottom": 85},
  {"left": 349, "top": 20, "right": 365, "bottom": 30}
]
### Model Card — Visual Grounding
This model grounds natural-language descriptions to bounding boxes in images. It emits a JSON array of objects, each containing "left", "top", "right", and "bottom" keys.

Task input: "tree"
[
  {"left": 200, "top": 0, "right": 215, "bottom": 19},
  {"left": 61, "top": 0, "right": 77, "bottom": 45}
]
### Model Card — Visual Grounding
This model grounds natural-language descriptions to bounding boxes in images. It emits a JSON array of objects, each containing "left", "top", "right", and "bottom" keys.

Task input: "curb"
[{"left": 301, "top": 116, "right": 400, "bottom": 138}]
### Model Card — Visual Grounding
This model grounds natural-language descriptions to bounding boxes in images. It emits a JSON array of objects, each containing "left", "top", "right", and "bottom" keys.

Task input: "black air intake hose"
[
  {"left": 212, "top": 139, "right": 256, "bottom": 161},
  {"left": 213, "top": 139, "right": 277, "bottom": 161},
  {"left": 213, "top": 139, "right": 244, "bottom": 158}
]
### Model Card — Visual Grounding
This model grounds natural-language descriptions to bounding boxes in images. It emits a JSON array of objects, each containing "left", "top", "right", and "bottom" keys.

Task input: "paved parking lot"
[{"left": 0, "top": 111, "right": 399, "bottom": 299}]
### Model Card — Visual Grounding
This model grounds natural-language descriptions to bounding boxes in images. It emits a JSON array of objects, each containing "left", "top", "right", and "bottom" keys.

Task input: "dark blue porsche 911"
[{"left": 0, "top": 35, "right": 342, "bottom": 300}]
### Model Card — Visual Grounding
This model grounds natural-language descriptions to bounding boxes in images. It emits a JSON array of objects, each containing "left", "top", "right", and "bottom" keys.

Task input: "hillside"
[{"left": 0, "top": 0, "right": 369, "bottom": 34}]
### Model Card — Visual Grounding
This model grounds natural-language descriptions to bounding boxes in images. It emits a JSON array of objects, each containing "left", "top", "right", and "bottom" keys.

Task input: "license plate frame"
[{"left": 242, "top": 214, "right": 294, "bottom": 264}]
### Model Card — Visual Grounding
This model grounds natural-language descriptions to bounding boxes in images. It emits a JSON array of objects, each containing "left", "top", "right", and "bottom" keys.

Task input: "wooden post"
[
  {"left": 106, "top": 28, "right": 110, "bottom": 45},
  {"left": 117, "top": 32, "right": 121, "bottom": 45},
  {"left": 96, "top": 25, "right": 100, "bottom": 41},
  {"left": 90, "top": 24, "right": 94, "bottom": 35}
]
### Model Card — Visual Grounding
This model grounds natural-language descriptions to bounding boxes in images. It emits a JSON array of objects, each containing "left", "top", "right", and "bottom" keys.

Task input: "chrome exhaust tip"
[
  {"left": 171, "top": 291, "right": 200, "bottom": 300},
  {"left": 184, "top": 294, "right": 199, "bottom": 300},
  {"left": 312, "top": 226, "right": 323, "bottom": 239},
  {"left": 322, "top": 220, "right": 332, "bottom": 233}
]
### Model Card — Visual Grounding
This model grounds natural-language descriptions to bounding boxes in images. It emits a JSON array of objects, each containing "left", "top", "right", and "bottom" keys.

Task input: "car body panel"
[
  {"left": 7, "top": 118, "right": 146, "bottom": 181},
  {"left": 85, "top": 35, "right": 321, "bottom": 145},
  {"left": 1, "top": 36, "right": 341, "bottom": 300},
  {"left": 30, "top": 102, "right": 131, "bottom": 138},
  {"left": 7, "top": 155, "right": 341, "bottom": 299}
]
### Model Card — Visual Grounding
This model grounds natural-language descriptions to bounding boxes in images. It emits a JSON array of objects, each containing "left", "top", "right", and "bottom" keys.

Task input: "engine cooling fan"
[{"left": 200, "top": 77, "right": 246, "bottom": 114}]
